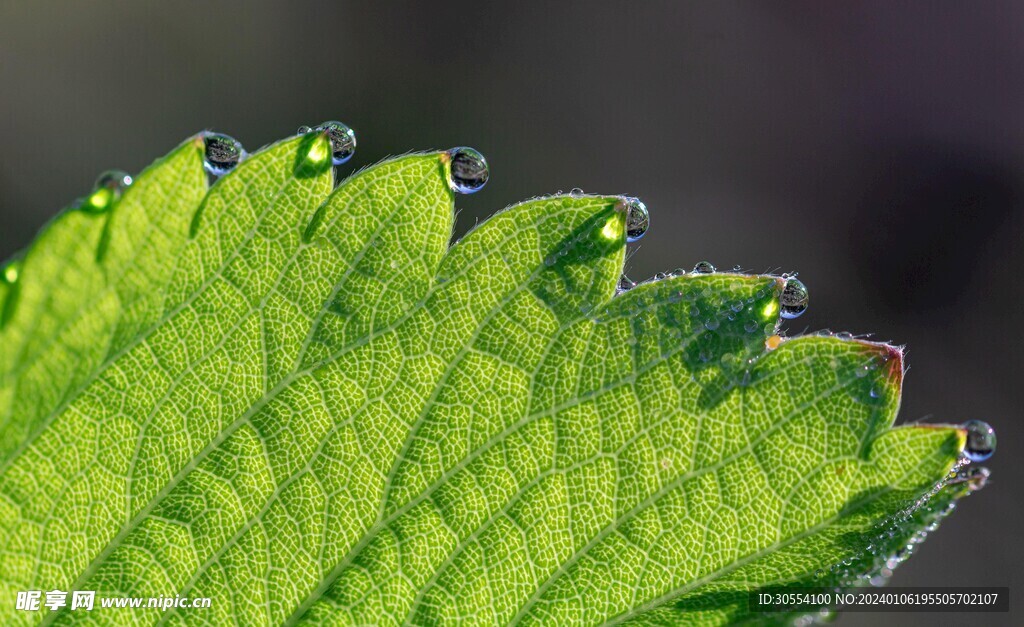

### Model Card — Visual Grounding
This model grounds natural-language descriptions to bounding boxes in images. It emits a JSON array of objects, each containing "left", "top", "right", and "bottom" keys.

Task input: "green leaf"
[{"left": 0, "top": 133, "right": 975, "bottom": 626}]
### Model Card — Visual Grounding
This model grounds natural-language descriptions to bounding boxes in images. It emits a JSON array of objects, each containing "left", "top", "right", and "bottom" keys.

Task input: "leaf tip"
[{"left": 856, "top": 340, "right": 905, "bottom": 392}]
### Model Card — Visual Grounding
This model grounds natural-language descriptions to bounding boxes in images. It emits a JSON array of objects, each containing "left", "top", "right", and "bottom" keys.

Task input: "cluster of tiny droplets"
[{"left": 794, "top": 452, "right": 992, "bottom": 626}]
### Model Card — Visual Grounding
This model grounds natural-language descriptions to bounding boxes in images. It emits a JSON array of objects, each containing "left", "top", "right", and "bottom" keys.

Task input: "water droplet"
[
  {"left": 780, "top": 277, "right": 809, "bottom": 319},
  {"left": 744, "top": 319, "right": 759, "bottom": 333},
  {"left": 95, "top": 170, "right": 132, "bottom": 193},
  {"left": 655, "top": 271, "right": 668, "bottom": 280},
  {"left": 957, "top": 466, "right": 991, "bottom": 492},
  {"left": 621, "top": 198, "right": 649, "bottom": 242},
  {"left": 617, "top": 276, "right": 636, "bottom": 293},
  {"left": 961, "top": 420, "right": 996, "bottom": 462},
  {"left": 313, "top": 121, "right": 357, "bottom": 165},
  {"left": 202, "top": 132, "right": 244, "bottom": 176},
  {"left": 817, "top": 608, "right": 838, "bottom": 622},
  {"left": 297, "top": 125, "right": 313, "bottom": 134},
  {"left": 446, "top": 147, "right": 489, "bottom": 194},
  {"left": 570, "top": 187, "right": 584, "bottom": 197},
  {"left": 2, "top": 258, "right": 21, "bottom": 284},
  {"left": 691, "top": 261, "right": 715, "bottom": 274},
  {"left": 704, "top": 317, "right": 720, "bottom": 331},
  {"left": 83, "top": 170, "right": 133, "bottom": 213}
]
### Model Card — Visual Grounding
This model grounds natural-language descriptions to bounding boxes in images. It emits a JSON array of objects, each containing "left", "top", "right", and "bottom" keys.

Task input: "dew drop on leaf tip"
[
  {"left": 81, "top": 169, "right": 132, "bottom": 213},
  {"left": 2, "top": 258, "right": 20, "bottom": 284},
  {"left": 617, "top": 276, "right": 636, "bottom": 293},
  {"left": 780, "top": 277, "right": 809, "bottom": 319},
  {"left": 692, "top": 261, "right": 715, "bottom": 274},
  {"left": 202, "top": 132, "right": 245, "bottom": 176},
  {"left": 948, "top": 466, "right": 990, "bottom": 492},
  {"left": 302, "top": 121, "right": 356, "bottom": 165},
  {"left": 617, "top": 197, "right": 649, "bottom": 242},
  {"left": 961, "top": 420, "right": 996, "bottom": 462},
  {"left": 446, "top": 147, "right": 489, "bottom": 194}
]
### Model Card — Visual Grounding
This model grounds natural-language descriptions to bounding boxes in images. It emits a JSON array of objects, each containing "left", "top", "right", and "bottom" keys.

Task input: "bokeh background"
[{"left": 1, "top": 2, "right": 1020, "bottom": 624}]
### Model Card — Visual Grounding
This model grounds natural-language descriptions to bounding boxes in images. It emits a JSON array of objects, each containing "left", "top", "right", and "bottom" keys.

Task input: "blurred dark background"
[{"left": 1, "top": 2, "right": 1020, "bottom": 624}]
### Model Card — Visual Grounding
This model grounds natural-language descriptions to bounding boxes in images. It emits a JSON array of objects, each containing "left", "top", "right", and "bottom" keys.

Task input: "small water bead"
[
  {"left": 961, "top": 420, "right": 996, "bottom": 462},
  {"left": 691, "top": 261, "right": 716, "bottom": 274},
  {"left": 2, "top": 258, "right": 21, "bottom": 284},
  {"left": 446, "top": 147, "right": 489, "bottom": 194},
  {"left": 948, "top": 466, "right": 992, "bottom": 492},
  {"left": 83, "top": 170, "right": 133, "bottom": 213},
  {"left": 312, "top": 121, "right": 357, "bottom": 165},
  {"left": 297, "top": 125, "right": 313, "bottom": 134},
  {"left": 202, "top": 132, "right": 245, "bottom": 176},
  {"left": 779, "top": 277, "right": 809, "bottom": 319},
  {"left": 95, "top": 170, "right": 132, "bottom": 194},
  {"left": 569, "top": 187, "right": 585, "bottom": 197},
  {"left": 620, "top": 198, "right": 649, "bottom": 242}
]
